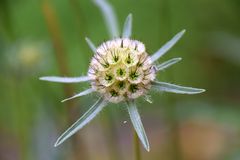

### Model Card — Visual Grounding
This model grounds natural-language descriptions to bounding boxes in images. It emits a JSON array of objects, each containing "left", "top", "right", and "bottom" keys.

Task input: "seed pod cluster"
[{"left": 88, "top": 38, "right": 156, "bottom": 103}]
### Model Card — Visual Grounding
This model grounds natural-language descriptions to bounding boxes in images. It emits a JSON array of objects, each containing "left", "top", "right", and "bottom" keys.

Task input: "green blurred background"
[{"left": 0, "top": 0, "right": 240, "bottom": 160}]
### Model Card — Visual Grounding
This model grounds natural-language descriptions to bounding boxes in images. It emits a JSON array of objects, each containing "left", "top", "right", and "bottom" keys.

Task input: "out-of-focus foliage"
[{"left": 0, "top": 0, "right": 240, "bottom": 160}]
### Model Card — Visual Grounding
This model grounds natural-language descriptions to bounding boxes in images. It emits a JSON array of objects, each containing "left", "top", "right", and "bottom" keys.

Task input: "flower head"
[
  {"left": 40, "top": 0, "right": 205, "bottom": 152},
  {"left": 89, "top": 38, "right": 156, "bottom": 103}
]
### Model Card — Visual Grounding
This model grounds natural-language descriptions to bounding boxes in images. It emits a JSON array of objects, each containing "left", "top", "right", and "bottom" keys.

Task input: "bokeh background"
[{"left": 0, "top": 0, "right": 240, "bottom": 160}]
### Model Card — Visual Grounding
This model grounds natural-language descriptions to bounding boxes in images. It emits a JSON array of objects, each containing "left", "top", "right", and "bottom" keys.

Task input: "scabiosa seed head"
[
  {"left": 40, "top": 4, "right": 205, "bottom": 152},
  {"left": 88, "top": 38, "right": 157, "bottom": 103}
]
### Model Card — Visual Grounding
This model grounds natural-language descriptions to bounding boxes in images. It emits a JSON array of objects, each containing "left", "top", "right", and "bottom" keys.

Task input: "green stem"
[{"left": 134, "top": 130, "right": 141, "bottom": 160}]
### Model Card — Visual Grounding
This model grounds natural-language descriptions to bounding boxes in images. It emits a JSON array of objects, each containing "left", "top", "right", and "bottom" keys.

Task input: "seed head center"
[{"left": 88, "top": 38, "right": 156, "bottom": 103}]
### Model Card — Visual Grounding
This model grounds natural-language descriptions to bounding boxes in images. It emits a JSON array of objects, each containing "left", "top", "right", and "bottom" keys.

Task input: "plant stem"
[
  {"left": 134, "top": 130, "right": 141, "bottom": 160},
  {"left": 41, "top": 1, "right": 88, "bottom": 160}
]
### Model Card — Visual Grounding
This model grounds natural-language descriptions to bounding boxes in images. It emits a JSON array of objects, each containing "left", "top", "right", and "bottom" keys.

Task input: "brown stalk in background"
[{"left": 41, "top": 1, "right": 89, "bottom": 160}]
